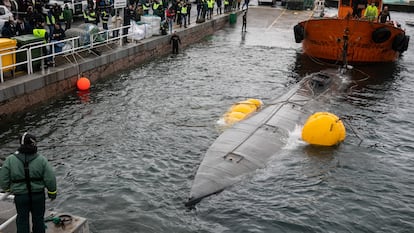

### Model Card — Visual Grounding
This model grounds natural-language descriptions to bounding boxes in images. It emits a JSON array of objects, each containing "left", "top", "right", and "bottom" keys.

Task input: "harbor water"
[{"left": 1, "top": 9, "right": 414, "bottom": 233}]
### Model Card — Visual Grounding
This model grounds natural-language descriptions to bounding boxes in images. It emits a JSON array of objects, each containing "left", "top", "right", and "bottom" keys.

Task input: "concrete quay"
[{"left": 0, "top": 12, "right": 237, "bottom": 119}]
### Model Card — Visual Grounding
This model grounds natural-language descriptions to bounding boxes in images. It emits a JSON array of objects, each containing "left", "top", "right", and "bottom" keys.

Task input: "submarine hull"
[{"left": 186, "top": 70, "right": 344, "bottom": 207}]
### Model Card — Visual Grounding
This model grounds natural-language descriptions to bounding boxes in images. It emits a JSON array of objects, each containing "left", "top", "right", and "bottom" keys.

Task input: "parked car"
[
  {"left": 0, "top": 4, "right": 14, "bottom": 21},
  {"left": 0, "top": 5, "right": 14, "bottom": 36}
]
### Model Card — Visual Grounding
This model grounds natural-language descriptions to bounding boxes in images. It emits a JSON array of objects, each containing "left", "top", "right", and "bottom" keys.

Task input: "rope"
[{"left": 342, "top": 118, "right": 363, "bottom": 146}]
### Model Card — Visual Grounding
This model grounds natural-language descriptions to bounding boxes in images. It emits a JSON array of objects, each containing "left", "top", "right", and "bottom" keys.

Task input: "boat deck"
[{"left": 0, "top": 193, "right": 88, "bottom": 233}]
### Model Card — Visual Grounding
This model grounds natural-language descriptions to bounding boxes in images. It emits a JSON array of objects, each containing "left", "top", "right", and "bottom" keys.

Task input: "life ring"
[
  {"left": 294, "top": 24, "right": 304, "bottom": 43},
  {"left": 372, "top": 27, "right": 391, "bottom": 43},
  {"left": 392, "top": 33, "right": 405, "bottom": 52}
]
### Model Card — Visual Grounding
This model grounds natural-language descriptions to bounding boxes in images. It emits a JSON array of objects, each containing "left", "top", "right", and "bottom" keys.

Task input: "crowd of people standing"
[
  {"left": 0, "top": 0, "right": 249, "bottom": 62},
  {"left": 1, "top": 0, "right": 250, "bottom": 39}
]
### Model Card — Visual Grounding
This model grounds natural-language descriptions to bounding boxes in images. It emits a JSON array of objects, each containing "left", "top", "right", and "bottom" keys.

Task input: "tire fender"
[
  {"left": 401, "top": 35, "right": 410, "bottom": 53},
  {"left": 294, "top": 24, "right": 304, "bottom": 43},
  {"left": 372, "top": 27, "right": 391, "bottom": 43},
  {"left": 392, "top": 33, "right": 405, "bottom": 52}
]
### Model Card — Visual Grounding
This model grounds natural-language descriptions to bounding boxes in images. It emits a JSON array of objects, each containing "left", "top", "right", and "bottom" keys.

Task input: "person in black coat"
[
  {"left": 1, "top": 20, "right": 16, "bottom": 38},
  {"left": 16, "top": 19, "right": 30, "bottom": 36},
  {"left": 352, "top": 0, "right": 367, "bottom": 18},
  {"left": 169, "top": 31, "right": 181, "bottom": 54},
  {"left": 123, "top": 4, "right": 134, "bottom": 43}
]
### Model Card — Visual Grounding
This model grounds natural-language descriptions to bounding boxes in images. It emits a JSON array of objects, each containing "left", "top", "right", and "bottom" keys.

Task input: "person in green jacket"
[
  {"left": 63, "top": 4, "right": 73, "bottom": 31},
  {"left": 0, "top": 132, "right": 57, "bottom": 233}
]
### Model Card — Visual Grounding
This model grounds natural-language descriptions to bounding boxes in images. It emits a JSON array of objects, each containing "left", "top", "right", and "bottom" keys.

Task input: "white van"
[
  {"left": 0, "top": 5, "right": 14, "bottom": 35},
  {"left": 0, "top": 5, "right": 14, "bottom": 21}
]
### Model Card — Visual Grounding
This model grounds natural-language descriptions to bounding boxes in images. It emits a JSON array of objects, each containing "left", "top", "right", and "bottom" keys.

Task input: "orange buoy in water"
[{"left": 77, "top": 77, "right": 90, "bottom": 91}]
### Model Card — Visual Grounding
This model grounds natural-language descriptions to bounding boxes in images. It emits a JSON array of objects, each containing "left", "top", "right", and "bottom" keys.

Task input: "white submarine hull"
[{"left": 185, "top": 70, "right": 345, "bottom": 207}]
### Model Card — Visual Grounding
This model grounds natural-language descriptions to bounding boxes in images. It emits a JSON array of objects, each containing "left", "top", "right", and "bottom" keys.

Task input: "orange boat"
[{"left": 294, "top": 0, "right": 410, "bottom": 64}]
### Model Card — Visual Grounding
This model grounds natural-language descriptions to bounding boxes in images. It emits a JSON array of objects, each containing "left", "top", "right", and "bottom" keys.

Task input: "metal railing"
[
  {"left": 0, "top": 24, "right": 134, "bottom": 83},
  {"left": 0, "top": 192, "right": 16, "bottom": 232}
]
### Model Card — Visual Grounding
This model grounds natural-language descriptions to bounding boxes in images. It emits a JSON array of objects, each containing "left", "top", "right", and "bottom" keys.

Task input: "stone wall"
[{"left": 0, "top": 14, "right": 233, "bottom": 118}]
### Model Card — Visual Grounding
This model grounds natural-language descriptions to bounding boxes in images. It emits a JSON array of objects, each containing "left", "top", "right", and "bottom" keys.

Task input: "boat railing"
[{"left": 0, "top": 192, "right": 17, "bottom": 233}]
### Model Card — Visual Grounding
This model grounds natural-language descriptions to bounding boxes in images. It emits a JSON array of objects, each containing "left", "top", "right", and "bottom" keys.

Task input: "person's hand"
[{"left": 48, "top": 191, "right": 57, "bottom": 201}]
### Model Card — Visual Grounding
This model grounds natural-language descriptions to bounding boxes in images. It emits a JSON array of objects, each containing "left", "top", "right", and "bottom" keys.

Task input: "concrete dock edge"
[{"left": 0, "top": 13, "right": 237, "bottom": 118}]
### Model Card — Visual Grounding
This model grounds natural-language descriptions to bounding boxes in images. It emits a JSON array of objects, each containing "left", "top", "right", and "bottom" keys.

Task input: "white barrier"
[{"left": 0, "top": 24, "right": 138, "bottom": 82}]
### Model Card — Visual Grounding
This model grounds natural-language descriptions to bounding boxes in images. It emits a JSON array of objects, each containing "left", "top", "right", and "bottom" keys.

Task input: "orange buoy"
[
  {"left": 225, "top": 111, "right": 246, "bottom": 124},
  {"left": 77, "top": 77, "right": 90, "bottom": 91},
  {"left": 231, "top": 103, "right": 256, "bottom": 114},
  {"left": 220, "top": 98, "right": 263, "bottom": 127},
  {"left": 301, "top": 112, "right": 346, "bottom": 146}
]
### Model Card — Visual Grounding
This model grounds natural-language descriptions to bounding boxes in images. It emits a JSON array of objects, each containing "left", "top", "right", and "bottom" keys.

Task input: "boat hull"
[
  {"left": 295, "top": 18, "right": 408, "bottom": 63},
  {"left": 186, "top": 70, "right": 345, "bottom": 207}
]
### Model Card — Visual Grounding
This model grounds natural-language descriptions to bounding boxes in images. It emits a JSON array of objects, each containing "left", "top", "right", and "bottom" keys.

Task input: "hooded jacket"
[{"left": 0, "top": 151, "right": 57, "bottom": 195}]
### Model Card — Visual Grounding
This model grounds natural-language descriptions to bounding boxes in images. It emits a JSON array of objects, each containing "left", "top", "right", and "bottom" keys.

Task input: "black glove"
[{"left": 48, "top": 191, "right": 57, "bottom": 200}]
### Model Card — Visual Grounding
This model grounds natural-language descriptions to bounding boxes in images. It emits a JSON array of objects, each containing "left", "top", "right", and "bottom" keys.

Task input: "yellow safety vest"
[
  {"left": 33, "top": 28, "right": 47, "bottom": 42},
  {"left": 153, "top": 3, "right": 160, "bottom": 9},
  {"left": 89, "top": 11, "right": 96, "bottom": 22},
  {"left": 364, "top": 5, "right": 378, "bottom": 21},
  {"left": 181, "top": 6, "right": 187, "bottom": 14},
  {"left": 45, "top": 14, "right": 55, "bottom": 25},
  {"left": 208, "top": 0, "right": 214, "bottom": 8},
  {"left": 101, "top": 11, "right": 109, "bottom": 23}
]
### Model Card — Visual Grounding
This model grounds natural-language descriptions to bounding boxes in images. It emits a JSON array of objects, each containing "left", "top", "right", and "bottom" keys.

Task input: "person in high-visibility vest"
[
  {"left": 45, "top": 10, "right": 55, "bottom": 35},
  {"left": 180, "top": 3, "right": 188, "bottom": 28},
  {"left": 364, "top": 2, "right": 378, "bottom": 21},
  {"left": 88, "top": 8, "right": 97, "bottom": 24},
  {"left": 207, "top": 0, "right": 214, "bottom": 20},
  {"left": 224, "top": 0, "right": 229, "bottom": 13},
  {"left": 143, "top": 0, "right": 150, "bottom": 15},
  {"left": 33, "top": 23, "right": 51, "bottom": 67},
  {"left": 33, "top": 24, "right": 48, "bottom": 42},
  {"left": 153, "top": 0, "right": 163, "bottom": 19},
  {"left": 101, "top": 9, "right": 109, "bottom": 30},
  {"left": 58, "top": 10, "right": 65, "bottom": 25},
  {"left": 83, "top": 8, "right": 89, "bottom": 23}
]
